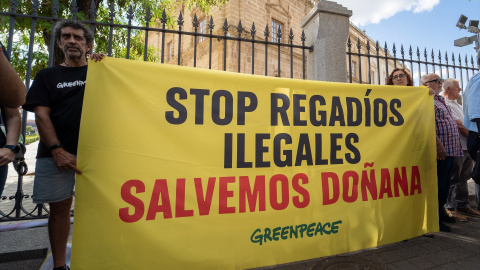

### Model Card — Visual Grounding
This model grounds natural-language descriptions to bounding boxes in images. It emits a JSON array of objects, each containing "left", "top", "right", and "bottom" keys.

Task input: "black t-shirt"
[{"left": 23, "top": 65, "right": 88, "bottom": 157}]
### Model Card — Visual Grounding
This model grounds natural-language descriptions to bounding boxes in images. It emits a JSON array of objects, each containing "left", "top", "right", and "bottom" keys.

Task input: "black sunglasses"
[{"left": 425, "top": 78, "right": 444, "bottom": 84}]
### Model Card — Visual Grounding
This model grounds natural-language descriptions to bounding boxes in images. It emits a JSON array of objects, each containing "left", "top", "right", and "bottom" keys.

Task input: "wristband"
[
  {"left": 3, "top": 144, "right": 20, "bottom": 153},
  {"left": 49, "top": 143, "right": 64, "bottom": 152}
]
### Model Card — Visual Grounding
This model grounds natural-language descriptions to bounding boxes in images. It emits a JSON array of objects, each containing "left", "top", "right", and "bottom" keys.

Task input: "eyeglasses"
[
  {"left": 392, "top": 74, "right": 407, "bottom": 80},
  {"left": 425, "top": 78, "right": 444, "bottom": 84}
]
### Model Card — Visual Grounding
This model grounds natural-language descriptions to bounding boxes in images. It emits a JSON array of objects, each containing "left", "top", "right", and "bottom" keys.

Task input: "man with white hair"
[
  {"left": 442, "top": 78, "right": 480, "bottom": 220},
  {"left": 421, "top": 73, "right": 463, "bottom": 232}
]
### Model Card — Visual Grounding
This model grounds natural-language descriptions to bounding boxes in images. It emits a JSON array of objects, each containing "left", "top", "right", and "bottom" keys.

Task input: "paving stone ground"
[{"left": 261, "top": 205, "right": 480, "bottom": 270}]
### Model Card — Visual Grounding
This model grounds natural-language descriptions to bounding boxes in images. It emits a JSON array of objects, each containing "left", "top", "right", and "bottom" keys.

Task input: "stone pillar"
[{"left": 301, "top": 1, "right": 352, "bottom": 82}]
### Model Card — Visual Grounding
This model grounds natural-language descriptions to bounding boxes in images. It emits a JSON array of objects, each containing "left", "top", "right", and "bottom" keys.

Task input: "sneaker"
[
  {"left": 439, "top": 222, "right": 451, "bottom": 232},
  {"left": 446, "top": 209, "right": 468, "bottom": 222},
  {"left": 439, "top": 213, "right": 456, "bottom": 223},
  {"left": 457, "top": 208, "right": 480, "bottom": 217}
]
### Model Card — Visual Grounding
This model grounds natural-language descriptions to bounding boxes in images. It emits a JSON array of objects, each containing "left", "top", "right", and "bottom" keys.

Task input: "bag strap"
[
  {"left": 477, "top": 122, "right": 480, "bottom": 138},
  {"left": 0, "top": 107, "right": 6, "bottom": 147}
]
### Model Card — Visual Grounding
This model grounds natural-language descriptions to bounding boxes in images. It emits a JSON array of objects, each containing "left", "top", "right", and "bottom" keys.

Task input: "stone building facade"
[{"left": 149, "top": 0, "right": 400, "bottom": 83}]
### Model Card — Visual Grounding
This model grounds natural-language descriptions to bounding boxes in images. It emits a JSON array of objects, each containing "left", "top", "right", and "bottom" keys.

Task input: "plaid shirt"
[{"left": 434, "top": 95, "right": 463, "bottom": 157}]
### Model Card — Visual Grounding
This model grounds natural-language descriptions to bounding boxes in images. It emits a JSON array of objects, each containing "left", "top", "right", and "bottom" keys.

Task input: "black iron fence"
[
  {"left": 0, "top": 0, "right": 311, "bottom": 222},
  {"left": 346, "top": 36, "right": 479, "bottom": 88}
]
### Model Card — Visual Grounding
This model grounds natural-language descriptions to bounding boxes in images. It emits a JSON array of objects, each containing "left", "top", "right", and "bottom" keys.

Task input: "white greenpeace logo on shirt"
[{"left": 56, "top": 80, "right": 86, "bottom": 88}]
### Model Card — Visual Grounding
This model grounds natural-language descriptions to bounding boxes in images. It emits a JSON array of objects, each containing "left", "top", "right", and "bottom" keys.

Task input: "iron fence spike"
[
  {"left": 52, "top": 0, "right": 59, "bottom": 16},
  {"left": 90, "top": 0, "right": 97, "bottom": 18},
  {"left": 31, "top": 0, "right": 39, "bottom": 14},
  {"left": 71, "top": 0, "right": 78, "bottom": 19},
  {"left": 193, "top": 14, "right": 199, "bottom": 29},
  {"left": 223, "top": 18, "right": 228, "bottom": 32},
  {"left": 127, "top": 6, "right": 134, "bottom": 22},
  {"left": 109, "top": 2, "right": 115, "bottom": 20},
  {"left": 209, "top": 16, "right": 214, "bottom": 30},
  {"left": 10, "top": 0, "right": 19, "bottom": 13},
  {"left": 178, "top": 12, "right": 184, "bottom": 26},
  {"left": 161, "top": 9, "right": 167, "bottom": 24},
  {"left": 238, "top": 20, "right": 243, "bottom": 34},
  {"left": 145, "top": 7, "right": 151, "bottom": 23}
]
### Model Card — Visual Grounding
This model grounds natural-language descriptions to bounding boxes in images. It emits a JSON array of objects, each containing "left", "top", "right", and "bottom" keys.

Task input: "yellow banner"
[{"left": 71, "top": 57, "right": 437, "bottom": 270}]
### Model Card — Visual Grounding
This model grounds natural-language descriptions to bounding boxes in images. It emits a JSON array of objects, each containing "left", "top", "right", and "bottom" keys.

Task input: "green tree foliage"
[
  {"left": 0, "top": 0, "right": 228, "bottom": 80},
  {"left": 26, "top": 125, "right": 35, "bottom": 134}
]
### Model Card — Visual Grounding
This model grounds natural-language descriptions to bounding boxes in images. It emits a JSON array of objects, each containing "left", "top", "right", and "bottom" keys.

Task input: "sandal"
[
  {"left": 446, "top": 209, "right": 468, "bottom": 222},
  {"left": 457, "top": 208, "right": 480, "bottom": 217}
]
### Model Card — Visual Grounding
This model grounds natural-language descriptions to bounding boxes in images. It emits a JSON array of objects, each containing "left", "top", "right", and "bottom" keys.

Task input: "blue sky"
[{"left": 336, "top": 0, "right": 480, "bottom": 70}]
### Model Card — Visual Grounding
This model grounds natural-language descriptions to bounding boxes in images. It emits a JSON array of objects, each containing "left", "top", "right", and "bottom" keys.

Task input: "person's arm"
[
  {"left": 0, "top": 107, "right": 21, "bottom": 166},
  {"left": 0, "top": 47, "right": 26, "bottom": 108},
  {"left": 436, "top": 135, "right": 446, "bottom": 160},
  {"left": 34, "top": 106, "right": 82, "bottom": 174},
  {"left": 455, "top": 119, "right": 469, "bottom": 137}
]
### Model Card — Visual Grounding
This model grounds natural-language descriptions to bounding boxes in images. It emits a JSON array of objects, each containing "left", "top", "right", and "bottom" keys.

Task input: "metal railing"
[
  {"left": 346, "top": 36, "right": 479, "bottom": 88},
  {"left": 0, "top": 0, "right": 311, "bottom": 222}
]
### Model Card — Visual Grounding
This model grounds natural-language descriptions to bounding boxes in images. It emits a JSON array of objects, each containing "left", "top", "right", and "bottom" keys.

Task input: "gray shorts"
[{"left": 33, "top": 157, "right": 75, "bottom": 204}]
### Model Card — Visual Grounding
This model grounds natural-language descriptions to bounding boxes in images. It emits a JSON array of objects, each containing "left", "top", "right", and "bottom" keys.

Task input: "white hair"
[{"left": 443, "top": 78, "right": 458, "bottom": 91}]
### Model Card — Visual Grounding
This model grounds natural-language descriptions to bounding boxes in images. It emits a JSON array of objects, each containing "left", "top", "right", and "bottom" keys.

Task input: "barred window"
[{"left": 271, "top": 20, "right": 283, "bottom": 43}]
